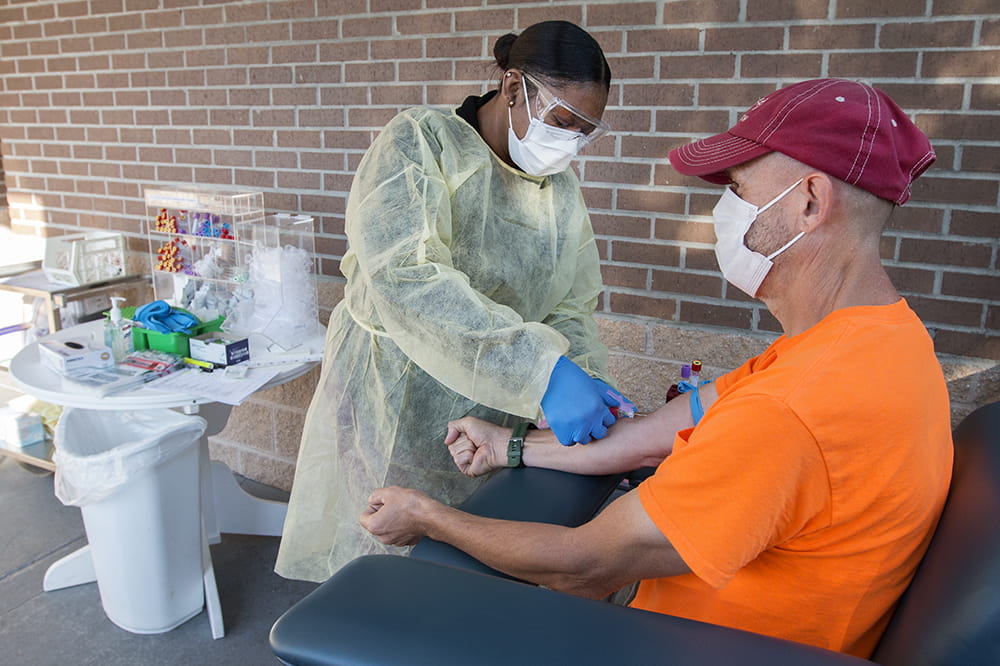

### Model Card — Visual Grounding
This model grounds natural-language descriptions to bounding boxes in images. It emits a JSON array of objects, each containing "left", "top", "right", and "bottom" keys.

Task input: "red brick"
[
  {"left": 205, "top": 25, "right": 246, "bottom": 45},
  {"left": 269, "top": 0, "right": 316, "bottom": 20},
  {"left": 654, "top": 218, "right": 715, "bottom": 244},
  {"left": 397, "top": 12, "right": 452, "bottom": 35},
  {"left": 206, "top": 69, "right": 246, "bottom": 86},
  {"left": 454, "top": 9, "right": 513, "bottom": 33},
  {"left": 324, "top": 130, "right": 376, "bottom": 150},
  {"left": 656, "top": 109, "right": 730, "bottom": 134},
  {"left": 908, "top": 295, "right": 984, "bottom": 328},
  {"left": 917, "top": 113, "right": 998, "bottom": 143},
  {"left": 428, "top": 35, "right": 482, "bottom": 59},
  {"left": 881, "top": 20, "right": 975, "bottom": 49},
  {"left": 299, "top": 109, "right": 344, "bottom": 128},
  {"left": 984, "top": 19, "right": 1000, "bottom": 46},
  {"left": 250, "top": 66, "right": 293, "bottom": 85},
  {"left": 707, "top": 26, "right": 785, "bottom": 52},
  {"left": 837, "top": 0, "right": 921, "bottom": 18},
  {"left": 588, "top": 2, "right": 657, "bottom": 26},
  {"left": 950, "top": 210, "right": 1000, "bottom": 239},
  {"left": 345, "top": 62, "right": 395, "bottom": 83},
  {"left": 253, "top": 109, "right": 296, "bottom": 127},
  {"left": 609, "top": 292, "right": 676, "bottom": 320},
  {"left": 348, "top": 107, "right": 398, "bottom": 128},
  {"left": 962, "top": 145, "right": 1000, "bottom": 173},
  {"left": 145, "top": 9, "right": 182, "bottom": 29},
  {"left": 235, "top": 169, "right": 276, "bottom": 189},
  {"left": 164, "top": 28, "right": 204, "bottom": 48},
  {"left": 875, "top": 83, "right": 964, "bottom": 111},
  {"left": 743, "top": 52, "right": 825, "bottom": 79},
  {"left": 372, "top": 0, "right": 421, "bottom": 10},
  {"left": 790, "top": 24, "right": 878, "bottom": 50},
  {"left": 912, "top": 175, "right": 997, "bottom": 207},
  {"left": 187, "top": 89, "right": 227, "bottom": 106},
  {"left": 183, "top": 6, "right": 224, "bottom": 26},
  {"left": 247, "top": 22, "right": 290, "bottom": 44},
  {"left": 942, "top": 271, "right": 1000, "bottom": 301},
  {"left": 601, "top": 264, "right": 648, "bottom": 289},
  {"left": 278, "top": 170, "right": 322, "bottom": 190},
  {"left": 342, "top": 16, "right": 392, "bottom": 38},
  {"left": 931, "top": 330, "right": 999, "bottom": 361},
  {"left": 660, "top": 54, "right": 736, "bottom": 79},
  {"left": 899, "top": 237, "right": 992, "bottom": 269},
  {"left": 663, "top": 0, "right": 740, "bottom": 23},
  {"left": 583, "top": 160, "right": 652, "bottom": 186},
  {"left": 831, "top": 51, "right": 920, "bottom": 77},
  {"left": 518, "top": 6, "right": 584, "bottom": 31},
  {"left": 618, "top": 189, "right": 686, "bottom": 216},
  {"left": 884, "top": 265, "right": 936, "bottom": 294},
  {"left": 887, "top": 206, "right": 944, "bottom": 234},
  {"left": 925, "top": 50, "right": 1000, "bottom": 79},
  {"left": 193, "top": 167, "right": 234, "bottom": 185},
  {"left": 933, "top": 0, "right": 999, "bottom": 15},
  {"left": 680, "top": 301, "right": 752, "bottom": 329},
  {"left": 214, "top": 150, "right": 254, "bottom": 167},
  {"left": 399, "top": 60, "right": 453, "bottom": 82},
  {"left": 592, "top": 213, "right": 652, "bottom": 239},
  {"left": 653, "top": 269, "right": 724, "bottom": 298},
  {"left": 747, "top": 0, "right": 827, "bottom": 19},
  {"left": 227, "top": 46, "right": 268, "bottom": 66},
  {"left": 175, "top": 147, "right": 213, "bottom": 165},
  {"left": 611, "top": 240, "right": 680, "bottom": 267},
  {"left": 971, "top": 84, "right": 1000, "bottom": 110}
]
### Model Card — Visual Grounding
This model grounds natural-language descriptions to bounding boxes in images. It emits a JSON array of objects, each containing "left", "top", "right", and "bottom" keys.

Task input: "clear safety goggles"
[{"left": 521, "top": 71, "right": 611, "bottom": 144}]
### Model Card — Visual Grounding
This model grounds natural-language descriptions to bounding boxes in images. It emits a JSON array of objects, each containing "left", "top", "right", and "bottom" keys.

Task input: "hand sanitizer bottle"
[{"left": 104, "top": 297, "right": 133, "bottom": 363}]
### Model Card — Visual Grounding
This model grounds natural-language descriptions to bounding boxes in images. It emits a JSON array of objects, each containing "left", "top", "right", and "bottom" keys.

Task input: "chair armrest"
[
  {"left": 410, "top": 466, "right": 625, "bottom": 579},
  {"left": 270, "top": 554, "right": 873, "bottom": 666}
]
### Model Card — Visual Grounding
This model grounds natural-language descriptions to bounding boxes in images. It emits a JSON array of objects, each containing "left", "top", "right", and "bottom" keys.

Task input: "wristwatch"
[{"left": 506, "top": 422, "right": 530, "bottom": 468}]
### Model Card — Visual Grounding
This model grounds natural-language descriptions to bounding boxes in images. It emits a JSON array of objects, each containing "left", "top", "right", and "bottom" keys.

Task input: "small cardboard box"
[
  {"left": 188, "top": 333, "right": 250, "bottom": 367},
  {"left": 38, "top": 340, "right": 114, "bottom": 375},
  {"left": 0, "top": 408, "right": 45, "bottom": 448}
]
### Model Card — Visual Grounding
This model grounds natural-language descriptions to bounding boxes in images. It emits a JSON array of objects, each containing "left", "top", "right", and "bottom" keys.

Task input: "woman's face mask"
[
  {"left": 507, "top": 102, "right": 586, "bottom": 177},
  {"left": 506, "top": 73, "right": 606, "bottom": 177},
  {"left": 712, "top": 178, "right": 805, "bottom": 297}
]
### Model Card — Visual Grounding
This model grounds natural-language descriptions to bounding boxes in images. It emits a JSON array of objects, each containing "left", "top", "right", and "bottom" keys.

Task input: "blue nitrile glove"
[
  {"left": 541, "top": 356, "right": 616, "bottom": 446},
  {"left": 134, "top": 300, "right": 200, "bottom": 335},
  {"left": 593, "top": 378, "right": 636, "bottom": 418}
]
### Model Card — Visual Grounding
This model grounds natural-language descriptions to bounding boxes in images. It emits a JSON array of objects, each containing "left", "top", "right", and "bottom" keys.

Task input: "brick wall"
[{"left": 0, "top": 1, "right": 997, "bottom": 489}]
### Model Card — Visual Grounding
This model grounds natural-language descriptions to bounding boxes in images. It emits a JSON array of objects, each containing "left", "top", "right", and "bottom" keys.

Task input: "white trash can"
[{"left": 54, "top": 408, "right": 208, "bottom": 634}]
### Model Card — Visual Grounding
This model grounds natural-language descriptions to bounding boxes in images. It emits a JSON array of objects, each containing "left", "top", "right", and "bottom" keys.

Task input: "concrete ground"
[{"left": 0, "top": 446, "right": 318, "bottom": 665}]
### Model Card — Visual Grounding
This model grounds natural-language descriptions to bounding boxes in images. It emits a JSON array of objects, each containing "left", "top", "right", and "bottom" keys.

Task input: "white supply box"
[{"left": 38, "top": 339, "right": 115, "bottom": 375}]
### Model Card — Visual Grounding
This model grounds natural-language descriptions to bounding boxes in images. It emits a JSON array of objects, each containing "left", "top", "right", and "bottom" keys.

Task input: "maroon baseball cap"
[{"left": 668, "top": 79, "right": 935, "bottom": 205}]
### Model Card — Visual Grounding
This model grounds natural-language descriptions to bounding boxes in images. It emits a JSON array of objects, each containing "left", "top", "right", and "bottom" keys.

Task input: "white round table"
[{"left": 10, "top": 319, "right": 324, "bottom": 638}]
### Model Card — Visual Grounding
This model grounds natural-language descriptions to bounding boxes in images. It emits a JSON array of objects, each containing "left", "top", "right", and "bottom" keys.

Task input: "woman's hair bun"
[{"left": 493, "top": 32, "right": 518, "bottom": 70}]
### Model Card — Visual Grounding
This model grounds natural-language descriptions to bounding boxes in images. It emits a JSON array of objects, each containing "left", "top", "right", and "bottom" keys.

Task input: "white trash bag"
[{"left": 54, "top": 408, "right": 207, "bottom": 507}]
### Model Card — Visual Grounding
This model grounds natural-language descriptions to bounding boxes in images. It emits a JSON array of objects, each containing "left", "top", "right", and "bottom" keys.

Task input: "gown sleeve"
[{"left": 342, "top": 112, "right": 573, "bottom": 418}]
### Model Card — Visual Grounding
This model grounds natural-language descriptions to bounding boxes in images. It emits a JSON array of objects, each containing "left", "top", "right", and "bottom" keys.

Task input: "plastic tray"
[{"left": 131, "top": 314, "right": 224, "bottom": 357}]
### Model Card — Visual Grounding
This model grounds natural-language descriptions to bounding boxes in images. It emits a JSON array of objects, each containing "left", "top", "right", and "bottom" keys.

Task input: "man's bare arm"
[
  {"left": 361, "top": 486, "right": 690, "bottom": 599},
  {"left": 448, "top": 383, "right": 719, "bottom": 477}
]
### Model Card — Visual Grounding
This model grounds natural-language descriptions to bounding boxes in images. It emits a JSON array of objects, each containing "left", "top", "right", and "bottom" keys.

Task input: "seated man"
[{"left": 359, "top": 79, "right": 953, "bottom": 659}]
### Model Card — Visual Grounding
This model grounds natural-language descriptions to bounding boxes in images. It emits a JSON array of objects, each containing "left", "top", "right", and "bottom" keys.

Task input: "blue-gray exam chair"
[{"left": 270, "top": 401, "right": 1000, "bottom": 665}]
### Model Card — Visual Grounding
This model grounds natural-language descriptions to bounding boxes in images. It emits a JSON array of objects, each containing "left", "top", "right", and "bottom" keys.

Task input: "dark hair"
[{"left": 493, "top": 21, "right": 611, "bottom": 90}]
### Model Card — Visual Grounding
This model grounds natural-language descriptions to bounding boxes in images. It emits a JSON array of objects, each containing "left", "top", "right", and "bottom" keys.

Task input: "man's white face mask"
[{"left": 711, "top": 178, "right": 805, "bottom": 297}]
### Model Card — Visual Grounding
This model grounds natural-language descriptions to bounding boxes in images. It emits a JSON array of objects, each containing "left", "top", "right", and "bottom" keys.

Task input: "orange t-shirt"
[{"left": 633, "top": 300, "right": 952, "bottom": 658}]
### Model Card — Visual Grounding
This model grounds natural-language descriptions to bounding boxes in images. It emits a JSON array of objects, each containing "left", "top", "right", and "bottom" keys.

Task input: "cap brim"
[{"left": 668, "top": 131, "right": 773, "bottom": 185}]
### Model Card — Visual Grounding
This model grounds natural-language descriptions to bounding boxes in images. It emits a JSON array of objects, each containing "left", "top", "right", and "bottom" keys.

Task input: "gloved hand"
[
  {"left": 593, "top": 378, "right": 636, "bottom": 418},
  {"left": 541, "top": 356, "right": 616, "bottom": 446}
]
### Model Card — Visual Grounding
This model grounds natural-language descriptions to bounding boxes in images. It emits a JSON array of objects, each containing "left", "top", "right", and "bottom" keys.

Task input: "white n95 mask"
[
  {"left": 507, "top": 104, "right": 585, "bottom": 177},
  {"left": 712, "top": 178, "right": 804, "bottom": 297}
]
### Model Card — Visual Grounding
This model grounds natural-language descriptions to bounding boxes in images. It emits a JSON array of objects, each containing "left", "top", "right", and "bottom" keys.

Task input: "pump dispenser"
[{"left": 104, "top": 296, "right": 133, "bottom": 362}]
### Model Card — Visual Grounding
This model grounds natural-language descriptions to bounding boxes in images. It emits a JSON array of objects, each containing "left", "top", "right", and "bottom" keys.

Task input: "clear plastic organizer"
[
  {"left": 144, "top": 186, "right": 264, "bottom": 324},
  {"left": 144, "top": 187, "right": 320, "bottom": 349},
  {"left": 43, "top": 231, "right": 127, "bottom": 285}
]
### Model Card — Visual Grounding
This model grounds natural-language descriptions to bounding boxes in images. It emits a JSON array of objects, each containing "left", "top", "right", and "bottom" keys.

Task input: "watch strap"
[{"left": 506, "top": 422, "right": 530, "bottom": 468}]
